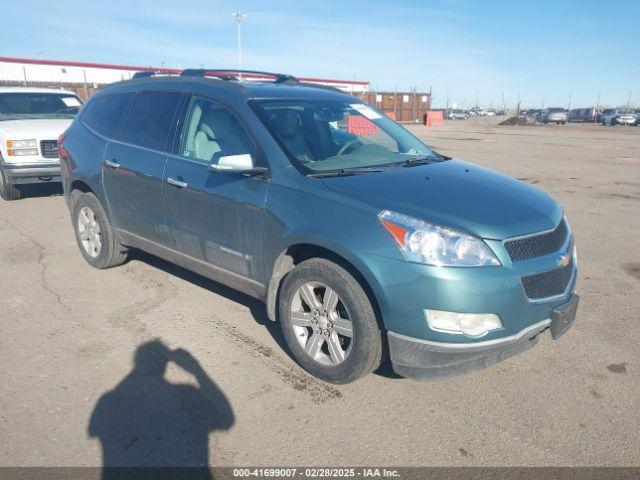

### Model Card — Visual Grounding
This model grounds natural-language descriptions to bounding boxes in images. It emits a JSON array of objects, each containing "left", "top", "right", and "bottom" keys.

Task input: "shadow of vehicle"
[
  {"left": 16, "top": 182, "right": 63, "bottom": 199},
  {"left": 88, "top": 340, "right": 234, "bottom": 480},
  {"left": 126, "top": 251, "right": 400, "bottom": 381},
  {"left": 127, "top": 250, "right": 293, "bottom": 357}
]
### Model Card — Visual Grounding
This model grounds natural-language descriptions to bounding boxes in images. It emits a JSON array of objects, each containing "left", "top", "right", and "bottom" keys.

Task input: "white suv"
[{"left": 0, "top": 87, "right": 83, "bottom": 200}]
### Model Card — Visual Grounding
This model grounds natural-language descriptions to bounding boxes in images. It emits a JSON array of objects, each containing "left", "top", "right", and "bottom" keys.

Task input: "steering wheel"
[{"left": 336, "top": 139, "right": 363, "bottom": 156}]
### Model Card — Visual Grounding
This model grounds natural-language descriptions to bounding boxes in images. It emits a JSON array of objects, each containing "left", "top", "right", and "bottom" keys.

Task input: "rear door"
[
  {"left": 163, "top": 94, "right": 268, "bottom": 282},
  {"left": 103, "top": 91, "right": 184, "bottom": 244}
]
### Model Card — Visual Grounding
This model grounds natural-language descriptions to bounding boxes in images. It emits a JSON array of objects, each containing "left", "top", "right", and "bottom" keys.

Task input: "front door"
[
  {"left": 102, "top": 91, "right": 183, "bottom": 244},
  {"left": 163, "top": 95, "right": 268, "bottom": 281}
]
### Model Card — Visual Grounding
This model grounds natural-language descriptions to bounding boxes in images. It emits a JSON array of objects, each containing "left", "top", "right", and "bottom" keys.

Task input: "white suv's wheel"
[{"left": 0, "top": 169, "right": 22, "bottom": 201}]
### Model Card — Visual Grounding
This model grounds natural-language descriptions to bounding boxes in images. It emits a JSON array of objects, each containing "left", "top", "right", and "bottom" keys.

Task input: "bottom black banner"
[{"left": 0, "top": 467, "right": 638, "bottom": 480}]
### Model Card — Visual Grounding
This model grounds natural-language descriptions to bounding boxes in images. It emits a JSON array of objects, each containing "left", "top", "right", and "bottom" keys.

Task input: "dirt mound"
[{"left": 499, "top": 116, "right": 537, "bottom": 126}]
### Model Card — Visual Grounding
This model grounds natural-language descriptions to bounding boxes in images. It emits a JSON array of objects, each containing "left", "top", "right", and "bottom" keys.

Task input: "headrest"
[
  {"left": 199, "top": 108, "right": 231, "bottom": 139},
  {"left": 272, "top": 109, "right": 300, "bottom": 137}
]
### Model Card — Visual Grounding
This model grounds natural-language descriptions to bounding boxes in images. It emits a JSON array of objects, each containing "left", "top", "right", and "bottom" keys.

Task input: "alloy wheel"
[
  {"left": 290, "top": 281, "right": 354, "bottom": 366},
  {"left": 77, "top": 206, "right": 102, "bottom": 258}
]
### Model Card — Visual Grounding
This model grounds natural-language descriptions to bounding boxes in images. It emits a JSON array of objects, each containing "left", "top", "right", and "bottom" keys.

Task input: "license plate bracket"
[{"left": 550, "top": 294, "right": 579, "bottom": 339}]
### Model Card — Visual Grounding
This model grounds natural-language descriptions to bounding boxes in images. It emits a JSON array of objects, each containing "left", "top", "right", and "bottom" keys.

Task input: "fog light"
[{"left": 425, "top": 310, "right": 502, "bottom": 337}]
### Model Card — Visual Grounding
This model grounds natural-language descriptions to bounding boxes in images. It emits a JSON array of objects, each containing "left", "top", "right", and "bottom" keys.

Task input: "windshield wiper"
[
  {"left": 307, "top": 167, "right": 384, "bottom": 178},
  {"left": 400, "top": 155, "right": 436, "bottom": 167},
  {"left": 400, "top": 153, "right": 451, "bottom": 167}
]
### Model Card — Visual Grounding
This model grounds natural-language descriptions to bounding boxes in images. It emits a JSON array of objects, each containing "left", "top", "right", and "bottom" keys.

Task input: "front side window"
[
  {"left": 123, "top": 91, "right": 182, "bottom": 152},
  {"left": 81, "top": 92, "right": 134, "bottom": 139},
  {"left": 250, "top": 99, "right": 436, "bottom": 173},
  {"left": 180, "top": 96, "right": 255, "bottom": 163},
  {"left": 0, "top": 93, "right": 83, "bottom": 120}
]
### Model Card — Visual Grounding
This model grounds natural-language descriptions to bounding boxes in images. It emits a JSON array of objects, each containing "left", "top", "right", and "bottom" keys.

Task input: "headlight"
[
  {"left": 7, "top": 139, "right": 38, "bottom": 156},
  {"left": 379, "top": 210, "right": 500, "bottom": 267}
]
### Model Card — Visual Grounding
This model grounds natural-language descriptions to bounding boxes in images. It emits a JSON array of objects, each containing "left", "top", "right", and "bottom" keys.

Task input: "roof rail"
[
  {"left": 180, "top": 69, "right": 298, "bottom": 84},
  {"left": 131, "top": 70, "right": 179, "bottom": 79}
]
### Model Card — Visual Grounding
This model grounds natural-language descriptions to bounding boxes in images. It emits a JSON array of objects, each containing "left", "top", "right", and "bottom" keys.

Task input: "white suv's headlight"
[
  {"left": 7, "top": 139, "right": 38, "bottom": 157},
  {"left": 379, "top": 210, "right": 500, "bottom": 267}
]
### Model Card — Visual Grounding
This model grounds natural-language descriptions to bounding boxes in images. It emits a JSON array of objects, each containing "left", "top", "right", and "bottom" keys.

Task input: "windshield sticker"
[
  {"left": 62, "top": 97, "right": 82, "bottom": 107},
  {"left": 350, "top": 104, "right": 382, "bottom": 120}
]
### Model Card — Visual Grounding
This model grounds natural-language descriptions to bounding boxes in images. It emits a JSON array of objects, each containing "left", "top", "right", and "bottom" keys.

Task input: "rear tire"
[
  {"left": 278, "top": 258, "right": 382, "bottom": 384},
  {"left": 0, "top": 169, "right": 22, "bottom": 201},
  {"left": 72, "top": 192, "right": 128, "bottom": 269}
]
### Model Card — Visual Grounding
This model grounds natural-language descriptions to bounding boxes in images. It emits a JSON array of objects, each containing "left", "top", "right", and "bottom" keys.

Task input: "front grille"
[
  {"left": 505, "top": 219, "right": 568, "bottom": 262},
  {"left": 40, "top": 140, "right": 59, "bottom": 159},
  {"left": 521, "top": 257, "right": 574, "bottom": 301}
]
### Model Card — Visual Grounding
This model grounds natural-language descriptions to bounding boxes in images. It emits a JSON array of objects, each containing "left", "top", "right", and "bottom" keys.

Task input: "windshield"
[
  {"left": 249, "top": 99, "right": 438, "bottom": 173},
  {"left": 0, "top": 93, "right": 83, "bottom": 120}
]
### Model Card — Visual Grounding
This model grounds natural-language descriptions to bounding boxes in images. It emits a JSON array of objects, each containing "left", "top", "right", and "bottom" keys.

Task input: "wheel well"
[
  {"left": 71, "top": 180, "right": 92, "bottom": 194},
  {"left": 69, "top": 180, "right": 93, "bottom": 207},
  {"left": 265, "top": 244, "right": 384, "bottom": 331}
]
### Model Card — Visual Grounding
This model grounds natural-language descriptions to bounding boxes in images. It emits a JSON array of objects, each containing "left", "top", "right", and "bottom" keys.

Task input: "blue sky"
[{"left": 3, "top": 0, "right": 639, "bottom": 108}]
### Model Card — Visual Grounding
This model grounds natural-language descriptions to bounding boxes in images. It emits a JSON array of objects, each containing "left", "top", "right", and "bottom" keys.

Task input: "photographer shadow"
[{"left": 88, "top": 340, "right": 234, "bottom": 480}]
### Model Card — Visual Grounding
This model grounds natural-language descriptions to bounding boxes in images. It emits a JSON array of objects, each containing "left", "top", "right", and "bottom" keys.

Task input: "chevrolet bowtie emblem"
[{"left": 558, "top": 254, "right": 571, "bottom": 267}]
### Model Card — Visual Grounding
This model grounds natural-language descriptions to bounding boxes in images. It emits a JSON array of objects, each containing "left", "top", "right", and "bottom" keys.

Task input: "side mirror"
[{"left": 210, "top": 154, "right": 268, "bottom": 175}]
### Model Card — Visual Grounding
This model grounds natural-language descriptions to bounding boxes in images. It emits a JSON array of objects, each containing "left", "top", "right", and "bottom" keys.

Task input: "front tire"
[
  {"left": 0, "top": 169, "right": 22, "bottom": 201},
  {"left": 278, "top": 258, "right": 382, "bottom": 384},
  {"left": 72, "top": 192, "right": 128, "bottom": 269}
]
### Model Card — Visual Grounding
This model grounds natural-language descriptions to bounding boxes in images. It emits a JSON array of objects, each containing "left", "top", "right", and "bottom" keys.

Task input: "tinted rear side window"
[
  {"left": 81, "top": 92, "right": 134, "bottom": 138},
  {"left": 123, "top": 92, "right": 182, "bottom": 151}
]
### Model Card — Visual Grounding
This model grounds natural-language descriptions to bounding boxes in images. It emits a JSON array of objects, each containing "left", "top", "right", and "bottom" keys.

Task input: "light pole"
[{"left": 231, "top": 12, "right": 247, "bottom": 80}]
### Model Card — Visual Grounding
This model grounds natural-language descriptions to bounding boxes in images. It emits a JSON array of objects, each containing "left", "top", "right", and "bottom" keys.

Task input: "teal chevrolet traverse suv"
[{"left": 59, "top": 69, "right": 578, "bottom": 384}]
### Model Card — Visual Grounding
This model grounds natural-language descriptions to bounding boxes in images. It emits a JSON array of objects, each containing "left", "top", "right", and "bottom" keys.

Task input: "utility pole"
[
  {"left": 594, "top": 91, "right": 600, "bottom": 126},
  {"left": 475, "top": 88, "right": 479, "bottom": 109},
  {"left": 231, "top": 12, "right": 247, "bottom": 79},
  {"left": 83, "top": 69, "right": 89, "bottom": 100}
]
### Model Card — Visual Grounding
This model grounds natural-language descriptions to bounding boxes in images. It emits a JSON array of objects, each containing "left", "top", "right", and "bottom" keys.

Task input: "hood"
[
  {"left": 0, "top": 118, "right": 73, "bottom": 140},
  {"left": 321, "top": 159, "right": 562, "bottom": 240}
]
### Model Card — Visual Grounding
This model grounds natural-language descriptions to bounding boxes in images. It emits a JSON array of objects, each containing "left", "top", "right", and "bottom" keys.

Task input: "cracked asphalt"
[{"left": 1, "top": 120, "right": 639, "bottom": 468}]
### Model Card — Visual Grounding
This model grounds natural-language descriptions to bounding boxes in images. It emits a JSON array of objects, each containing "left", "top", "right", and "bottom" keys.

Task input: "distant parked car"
[
  {"left": 635, "top": 110, "right": 640, "bottom": 126},
  {"left": 601, "top": 108, "right": 637, "bottom": 126},
  {"left": 540, "top": 108, "right": 567, "bottom": 124},
  {"left": 0, "top": 87, "right": 83, "bottom": 200},
  {"left": 447, "top": 109, "right": 469, "bottom": 120},
  {"left": 568, "top": 107, "right": 600, "bottom": 123}
]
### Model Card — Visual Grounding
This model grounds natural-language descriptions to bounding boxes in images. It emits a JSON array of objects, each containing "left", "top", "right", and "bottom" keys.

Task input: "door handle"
[
  {"left": 167, "top": 177, "right": 188, "bottom": 188},
  {"left": 104, "top": 159, "right": 120, "bottom": 169}
]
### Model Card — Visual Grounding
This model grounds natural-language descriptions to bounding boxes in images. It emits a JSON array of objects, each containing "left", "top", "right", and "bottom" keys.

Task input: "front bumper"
[
  {"left": 389, "top": 294, "right": 579, "bottom": 380},
  {"left": 615, "top": 118, "right": 636, "bottom": 125},
  {"left": 1, "top": 162, "right": 61, "bottom": 184}
]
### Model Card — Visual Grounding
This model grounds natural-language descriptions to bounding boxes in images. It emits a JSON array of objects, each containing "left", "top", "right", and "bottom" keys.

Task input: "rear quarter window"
[
  {"left": 81, "top": 92, "right": 134, "bottom": 139},
  {"left": 122, "top": 91, "right": 182, "bottom": 152}
]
